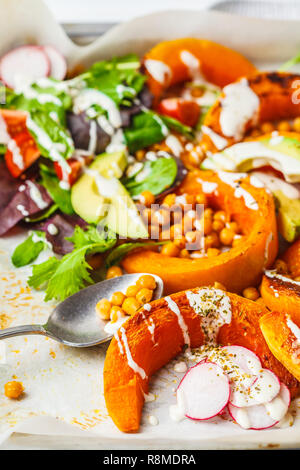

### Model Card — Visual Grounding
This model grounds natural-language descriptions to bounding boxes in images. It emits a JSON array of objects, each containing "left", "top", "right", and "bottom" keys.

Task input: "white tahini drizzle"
[
  {"left": 73, "top": 88, "right": 122, "bottom": 129},
  {"left": 7, "top": 139, "right": 24, "bottom": 170},
  {"left": 165, "top": 296, "right": 190, "bottom": 347},
  {"left": 219, "top": 79, "right": 259, "bottom": 140},
  {"left": 218, "top": 171, "right": 259, "bottom": 210},
  {"left": 88, "top": 119, "right": 97, "bottom": 154},
  {"left": 165, "top": 135, "right": 183, "bottom": 157},
  {"left": 119, "top": 327, "right": 147, "bottom": 379},
  {"left": 26, "top": 180, "right": 48, "bottom": 210},
  {"left": 185, "top": 288, "right": 231, "bottom": 344},
  {"left": 202, "top": 125, "right": 228, "bottom": 150},
  {"left": 144, "top": 59, "right": 172, "bottom": 85}
]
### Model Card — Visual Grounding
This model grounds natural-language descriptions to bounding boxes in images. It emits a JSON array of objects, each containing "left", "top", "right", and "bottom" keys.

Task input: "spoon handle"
[{"left": 0, "top": 324, "right": 47, "bottom": 340}]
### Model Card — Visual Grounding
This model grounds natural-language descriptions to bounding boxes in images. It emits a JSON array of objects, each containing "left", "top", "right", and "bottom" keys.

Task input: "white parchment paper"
[{"left": 0, "top": 0, "right": 300, "bottom": 449}]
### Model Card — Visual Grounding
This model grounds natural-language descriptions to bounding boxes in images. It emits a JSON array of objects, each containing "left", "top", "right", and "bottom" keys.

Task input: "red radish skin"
[
  {"left": 228, "top": 382, "right": 290, "bottom": 430},
  {"left": 43, "top": 45, "right": 67, "bottom": 80},
  {"left": 0, "top": 45, "right": 50, "bottom": 89},
  {"left": 178, "top": 361, "right": 230, "bottom": 421}
]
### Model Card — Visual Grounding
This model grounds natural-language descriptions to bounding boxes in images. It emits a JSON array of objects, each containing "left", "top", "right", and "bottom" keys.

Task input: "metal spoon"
[{"left": 0, "top": 273, "right": 163, "bottom": 347}]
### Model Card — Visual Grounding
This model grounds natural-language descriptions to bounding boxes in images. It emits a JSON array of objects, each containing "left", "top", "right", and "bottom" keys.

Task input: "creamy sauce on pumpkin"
[
  {"left": 144, "top": 59, "right": 172, "bottom": 85},
  {"left": 219, "top": 79, "right": 259, "bottom": 139},
  {"left": 202, "top": 125, "right": 228, "bottom": 150},
  {"left": 165, "top": 296, "right": 190, "bottom": 347}
]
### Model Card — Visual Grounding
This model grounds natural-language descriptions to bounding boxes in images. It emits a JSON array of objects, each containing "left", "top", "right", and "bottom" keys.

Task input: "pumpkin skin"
[
  {"left": 201, "top": 72, "right": 300, "bottom": 152},
  {"left": 122, "top": 170, "right": 278, "bottom": 294},
  {"left": 103, "top": 288, "right": 299, "bottom": 433},
  {"left": 143, "top": 38, "right": 257, "bottom": 98},
  {"left": 260, "top": 310, "right": 300, "bottom": 383}
]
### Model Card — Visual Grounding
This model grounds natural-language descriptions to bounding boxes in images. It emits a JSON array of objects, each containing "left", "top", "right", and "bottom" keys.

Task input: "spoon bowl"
[{"left": 0, "top": 273, "right": 164, "bottom": 347}]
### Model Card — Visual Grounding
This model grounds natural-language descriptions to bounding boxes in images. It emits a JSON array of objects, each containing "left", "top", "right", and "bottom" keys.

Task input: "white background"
[{"left": 44, "top": 0, "right": 300, "bottom": 23}]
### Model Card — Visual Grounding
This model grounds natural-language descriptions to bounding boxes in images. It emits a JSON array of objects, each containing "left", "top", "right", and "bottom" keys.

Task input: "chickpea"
[
  {"left": 122, "top": 297, "right": 141, "bottom": 316},
  {"left": 179, "top": 248, "right": 190, "bottom": 258},
  {"left": 135, "top": 149, "right": 146, "bottom": 161},
  {"left": 260, "top": 122, "right": 274, "bottom": 134},
  {"left": 136, "top": 288, "right": 153, "bottom": 304},
  {"left": 190, "top": 87, "right": 204, "bottom": 98},
  {"left": 277, "top": 120, "right": 291, "bottom": 132},
  {"left": 212, "top": 219, "right": 224, "bottom": 232},
  {"left": 174, "top": 236, "right": 186, "bottom": 250},
  {"left": 204, "top": 208, "right": 213, "bottom": 219},
  {"left": 139, "top": 190, "right": 155, "bottom": 207},
  {"left": 111, "top": 291, "right": 126, "bottom": 307},
  {"left": 96, "top": 298, "right": 112, "bottom": 320},
  {"left": 185, "top": 194, "right": 196, "bottom": 206},
  {"left": 110, "top": 306, "right": 126, "bottom": 323},
  {"left": 203, "top": 217, "right": 213, "bottom": 235},
  {"left": 185, "top": 231, "right": 197, "bottom": 244},
  {"left": 152, "top": 209, "right": 170, "bottom": 226},
  {"left": 170, "top": 224, "right": 184, "bottom": 240},
  {"left": 293, "top": 117, "right": 300, "bottom": 133},
  {"left": 106, "top": 265, "right": 123, "bottom": 279},
  {"left": 161, "top": 242, "right": 180, "bottom": 257},
  {"left": 242, "top": 287, "right": 260, "bottom": 301},
  {"left": 219, "top": 228, "right": 234, "bottom": 246},
  {"left": 232, "top": 235, "right": 243, "bottom": 247},
  {"left": 214, "top": 210, "right": 226, "bottom": 222},
  {"left": 207, "top": 248, "right": 220, "bottom": 257},
  {"left": 137, "top": 275, "right": 157, "bottom": 290},
  {"left": 227, "top": 221, "right": 239, "bottom": 233},
  {"left": 163, "top": 193, "right": 176, "bottom": 208},
  {"left": 195, "top": 193, "right": 207, "bottom": 205},
  {"left": 274, "top": 259, "right": 288, "bottom": 274},
  {"left": 4, "top": 381, "right": 24, "bottom": 399},
  {"left": 204, "top": 231, "right": 220, "bottom": 249},
  {"left": 126, "top": 284, "right": 139, "bottom": 297}
]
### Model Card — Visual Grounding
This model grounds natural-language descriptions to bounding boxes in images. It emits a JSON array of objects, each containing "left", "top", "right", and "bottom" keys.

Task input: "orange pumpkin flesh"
[
  {"left": 143, "top": 38, "right": 257, "bottom": 98},
  {"left": 103, "top": 288, "right": 299, "bottom": 433},
  {"left": 261, "top": 273, "right": 300, "bottom": 325},
  {"left": 201, "top": 72, "right": 300, "bottom": 152},
  {"left": 122, "top": 170, "right": 278, "bottom": 295},
  {"left": 282, "top": 237, "right": 300, "bottom": 278},
  {"left": 260, "top": 310, "right": 300, "bottom": 382}
]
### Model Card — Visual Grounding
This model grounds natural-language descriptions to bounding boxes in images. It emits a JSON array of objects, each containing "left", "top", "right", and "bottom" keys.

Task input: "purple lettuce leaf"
[{"left": 40, "top": 213, "right": 87, "bottom": 255}]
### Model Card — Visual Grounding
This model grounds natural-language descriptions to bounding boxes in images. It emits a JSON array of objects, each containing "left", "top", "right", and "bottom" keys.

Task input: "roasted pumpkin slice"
[
  {"left": 261, "top": 271, "right": 300, "bottom": 323},
  {"left": 143, "top": 38, "right": 257, "bottom": 98},
  {"left": 260, "top": 310, "right": 300, "bottom": 382},
  {"left": 122, "top": 170, "right": 278, "bottom": 294},
  {"left": 201, "top": 72, "right": 300, "bottom": 152},
  {"left": 103, "top": 287, "right": 299, "bottom": 433}
]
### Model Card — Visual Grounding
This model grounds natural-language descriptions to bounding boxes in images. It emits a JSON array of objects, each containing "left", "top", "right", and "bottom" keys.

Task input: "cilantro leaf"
[
  {"left": 28, "top": 226, "right": 117, "bottom": 301},
  {"left": 123, "top": 157, "right": 177, "bottom": 197},
  {"left": 124, "top": 111, "right": 167, "bottom": 152},
  {"left": 11, "top": 231, "right": 48, "bottom": 267}
]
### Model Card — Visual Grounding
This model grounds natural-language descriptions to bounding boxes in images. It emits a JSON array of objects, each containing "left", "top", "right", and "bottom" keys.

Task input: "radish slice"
[
  {"left": 0, "top": 45, "right": 50, "bottom": 89},
  {"left": 221, "top": 345, "right": 261, "bottom": 376},
  {"left": 43, "top": 45, "right": 67, "bottom": 80},
  {"left": 177, "top": 361, "right": 230, "bottom": 420},
  {"left": 228, "top": 383, "right": 290, "bottom": 430},
  {"left": 230, "top": 368, "right": 280, "bottom": 408},
  {"left": 207, "top": 346, "right": 259, "bottom": 405}
]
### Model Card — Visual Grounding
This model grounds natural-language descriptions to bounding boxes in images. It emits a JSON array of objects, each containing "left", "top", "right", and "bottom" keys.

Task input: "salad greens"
[
  {"left": 124, "top": 111, "right": 168, "bottom": 152},
  {"left": 123, "top": 157, "right": 178, "bottom": 197},
  {"left": 39, "top": 164, "right": 74, "bottom": 215},
  {"left": 11, "top": 230, "right": 48, "bottom": 267},
  {"left": 28, "top": 226, "right": 117, "bottom": 301}
]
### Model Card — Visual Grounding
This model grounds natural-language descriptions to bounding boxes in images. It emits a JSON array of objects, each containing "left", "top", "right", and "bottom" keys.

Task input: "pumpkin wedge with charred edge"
[
  {"left": 103, "top": 288, "right": 299, "bottom": 433},
  {"left": 260, "top": 310, "right": 300, "bottom": 382},
  {"left": 261, "top": 272, "right": 300, "bottom": 323},
  {"left": 143, "top": 38, "right": 257, "bottom": 99},
  {"left": 201, "top": 72, "right": 300, "bottom": 152},
  {"left": 122, "top": 170, "right": 278, "bottom": 295}
]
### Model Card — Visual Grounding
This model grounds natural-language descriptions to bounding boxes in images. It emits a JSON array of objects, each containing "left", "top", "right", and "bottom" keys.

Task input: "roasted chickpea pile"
[
  {"left": 96, "top": 275, "right": 157, "bottom": 323},
  {"left": 137, "top": 190, "right": 244, "bottom": 260},
  {"left": 272, "top": 258, "right": 300, "bottom": 282},
  {"left": 245, "top": 117, "right": 300, "bottom": 139}
]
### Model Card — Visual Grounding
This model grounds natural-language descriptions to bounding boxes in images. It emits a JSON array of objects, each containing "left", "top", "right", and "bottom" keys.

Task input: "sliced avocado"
[
  {"left": 71, "top": 150, "right": 148, "bottom": 238},
  {"left": 103, "top": 181, "right": 149, "bottom": 239},
  {"left": 201, "top": 135, "right": 300, "bottom": 182},
  {"left": 275, "top": 190, "right": 300, "bottom": 242},
  {"left": 71, "top": 151, "right": 128, "bottom": 224}
]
